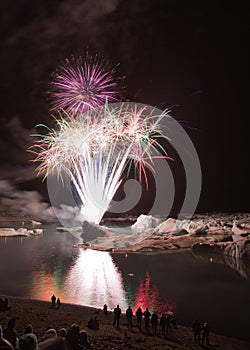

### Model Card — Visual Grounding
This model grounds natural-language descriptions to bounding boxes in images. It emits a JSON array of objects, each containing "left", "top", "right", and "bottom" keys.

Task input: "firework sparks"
[
  {"left": 50, "top": 56, "right": 120, "bottom": 115},
  {"left": 30, "top": 103, "right": 171, "bottom": 224}
]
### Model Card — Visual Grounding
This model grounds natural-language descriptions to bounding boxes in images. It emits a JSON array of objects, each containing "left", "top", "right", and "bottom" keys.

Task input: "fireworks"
[
  {"left": 31, "top": 54, "right": 171, "bottom": 224},
  {"left": 31, "top": 103, "right": 171, "bottom": 224},
  {"left": 50, "top": 56, "right": 120, "bottom": 115}
]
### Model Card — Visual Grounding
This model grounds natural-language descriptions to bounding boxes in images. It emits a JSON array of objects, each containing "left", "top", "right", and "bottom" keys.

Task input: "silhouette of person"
[
  {"left": 24, "top": 324, "right": 33, "bottom": 334},
  {"left": 65, "top": 323, "right": 80, "bottom": 350},
  {"left": 79, "top": 330, "right": 93, "bottom": 349},
  {"left": 0, "top": 325, "right": 13, "bottom": 350},
  {"left": 3, "top": 318, "right": 17, "bottom": 349},
  {"left": 202, "top": 322, "right": 210, "bottom": 345},
  {"left": 103, "top": 304, "right": 108, "bottom": 315},
  {"left": 0, "top": 298, "right": 10, "bottom": 311},
  {"left": 151, "top": 313, "right": 158, "bottom": 336},
  {"left": 126, "top": 306, "right": 133, "bottom": 330},
  {"left": 113, "top": 305, "right": 121, "bottom": 328},
  {"left": 38, "top": 337, "right": 67, "bottom": 350},
  {"left": 19, "top": 333, "right": 38, "bottom": 350},
  {"left": 51, "top": 295, "right": 56, "bottom": 308},
  {"left": 192, "top": 320, "right": 201, "bottom": 344},
  {"left": 160, "top": 314, "right": 166, "bottom": 337},
  {"left": 58, "top": 328, "right": 67, "bottom": 339},
  {"left": 93, "top": 316, "right": 99, "bottom": 330},
  {"left": 56, "top": 298, "right": 61, "bottom": 309},
  {"left": 166, "top": 314, "right": 172, "bottom": 335},
  {"left": 143, "top": 308, "right": 151, "bottom": 333},
  {"left": 88, "top": 316, "right": 99, "bottom": 330},
  {"left": 136, "top": 307, "right": 143, "bottom": 330},
  {"left": 87, "top": 317, "right": 94, "bottom": 329}
]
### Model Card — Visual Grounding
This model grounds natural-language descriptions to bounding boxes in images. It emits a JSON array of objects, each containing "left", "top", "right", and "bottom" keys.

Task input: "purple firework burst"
[{"left": 51, "top": 56, "right": 120, "bottom": 115}]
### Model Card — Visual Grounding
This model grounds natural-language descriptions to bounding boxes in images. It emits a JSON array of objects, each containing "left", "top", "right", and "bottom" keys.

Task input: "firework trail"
[
  {"left": 31, "top": 104, "right": 171, "bottom": 224},
  {"left": 50, "top": 56, "right": 120, "bottom": 115}
]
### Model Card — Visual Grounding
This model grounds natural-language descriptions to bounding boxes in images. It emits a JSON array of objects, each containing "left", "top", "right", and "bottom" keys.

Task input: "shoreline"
[
  {"left": 13, "top": 212, "right": 250, "bottom": 262},
  {"left": 0, "top": 296, "right": 250, "bottom": 349},
  {"left": 1, "top": 213, "right": 250, "bottom": 348}
]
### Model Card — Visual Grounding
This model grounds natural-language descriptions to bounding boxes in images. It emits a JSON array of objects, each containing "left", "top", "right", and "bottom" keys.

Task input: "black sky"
[{"left": 0, "top": 0, "right": 249, "bottom": 216}]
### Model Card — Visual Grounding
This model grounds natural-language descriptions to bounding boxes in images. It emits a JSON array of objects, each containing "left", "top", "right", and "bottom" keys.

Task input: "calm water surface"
[{"left": 0, "top": 223, "right": 250, "bottom": 341}]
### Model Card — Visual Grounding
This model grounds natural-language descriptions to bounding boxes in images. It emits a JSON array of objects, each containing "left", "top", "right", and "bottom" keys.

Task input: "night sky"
[{"left": 0, "top": 0, "right": 249, "bottom": 218}]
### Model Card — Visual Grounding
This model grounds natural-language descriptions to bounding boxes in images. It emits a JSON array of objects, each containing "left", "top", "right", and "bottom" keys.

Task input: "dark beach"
[{"left": 0, "top": 296, "right": 250, "bottom": 350}]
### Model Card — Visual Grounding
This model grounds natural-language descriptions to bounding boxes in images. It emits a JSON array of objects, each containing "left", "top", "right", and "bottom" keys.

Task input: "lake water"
[{"left": 0, "top": 223, "right": 250, "bottom": 341}]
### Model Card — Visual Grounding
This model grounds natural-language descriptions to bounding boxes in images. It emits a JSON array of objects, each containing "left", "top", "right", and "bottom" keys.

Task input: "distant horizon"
[{"left": 0, "top": 209, "right": 249, "bottom": 224}]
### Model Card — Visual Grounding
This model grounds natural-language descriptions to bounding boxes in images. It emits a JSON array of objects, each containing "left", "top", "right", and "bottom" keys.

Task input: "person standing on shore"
[
  {"left": 192, "top": 320, "right": 201, "bottom": 344},
  {"left": 143, "top": 308, "right": 151, "bottom": 333},
  {"left": 126, "top": 306, "right": 133, "bottom": 330},
  {"left": 202, "top": 322, "right": 210, "bottom": 345},
  {"left": 113, "top": 305, "right": 121, "bottom": 328},
  {"left": 166, "top": 313, "right": 172, "bottom": 335},
  {"left": 103, "top": 304, "right": 108, "bottom": 315},
  {"left": 136, "top": 307, "right": 143, "bottom": 330},
  {"left": 51, "top": 295, "right": 56, "bottom": 308},
  {"left": 160, "top": 314, "right": 166, "bottom": 337},
  {"left": 151, "top": 312, "right": 158, "bottom": 336},
  {"left": 56, "top": 298, "right": 61, "bottom": 309}
]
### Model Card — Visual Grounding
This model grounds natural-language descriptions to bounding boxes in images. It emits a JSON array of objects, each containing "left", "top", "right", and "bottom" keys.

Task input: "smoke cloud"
[
  {"left": 0, "top": 179, "right": 55, "bottom": 221},
  {"left": 0, "top": 117, "right": 56, "bottom": 221},
  {"left": 0, "top": 117, "right": 37, "bottom": 182}
]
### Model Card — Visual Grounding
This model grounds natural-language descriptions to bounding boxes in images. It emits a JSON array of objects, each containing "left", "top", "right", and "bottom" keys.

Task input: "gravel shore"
[{"left": 0, "top": 296, "right": 249, "bottom": 349}]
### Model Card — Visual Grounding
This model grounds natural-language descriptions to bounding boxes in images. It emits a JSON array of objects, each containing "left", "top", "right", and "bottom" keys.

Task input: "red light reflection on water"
[
  {"left": 30, "top": 250, "right": 128, "bottom": 310},
  {"left": 31, "top": 265, "right": 66, "bottom": 301},
  {"left": 29, "top": 251, "right": 175, "bottom": 315},
  {"left": 133, "top": 272, "right": 175, "bottom": 314}
]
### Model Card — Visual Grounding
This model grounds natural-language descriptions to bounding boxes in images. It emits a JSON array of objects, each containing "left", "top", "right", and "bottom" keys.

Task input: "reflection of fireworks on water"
[
  {"left": 31, "top": 103, "right": 171, "bottom": 224},
  {"left": 50, "top": 56, "right": 120, "bottom": 115},
  {"left": 132, "top": 272, "right": 176, "bottom": 315}
]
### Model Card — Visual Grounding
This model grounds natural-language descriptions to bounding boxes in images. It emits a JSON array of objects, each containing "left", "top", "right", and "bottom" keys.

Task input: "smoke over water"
[
  {"left": 0, "top": 180, "right": 55, "bottom": 221},
  {"left": 0, "top": 117, "right": 59, "bottom": 221}
]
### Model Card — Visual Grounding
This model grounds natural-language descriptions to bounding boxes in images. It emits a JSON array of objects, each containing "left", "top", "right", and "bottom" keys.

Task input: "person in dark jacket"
[
  {"left": 103, "top": 304, "right": 108, "bottom": 315},
  {"left": 159, "top": 314, "right": 166, "bottom": 337},
  {"left": 126, "top": 306, "right": 133, "bottom": 330},
  {"left": 113, "top": 305, "right": 121, "bottom": 328},
  {"left": 192, "top": 320, "right": 201, "bottom": 344},
  {"left": 136, "top": 307, "right": 143, "bottom": 330},
  {"left": 201, "top": 322, "right": 210, "bottom": 345},
  {"left": 151, "top": 313, "right": 158, "bottom": 336},
  {"left": 3, "top": 319, "right": 17, "bottom": 350},
  {"left": 143, "top": 308, "right": 151, "bottom": 333},
  {"left": 19, "top": 333, "right": 38, "bottom": 350},
  {"left": 0, "top": 325, "right": 13, "bottom": 350}
]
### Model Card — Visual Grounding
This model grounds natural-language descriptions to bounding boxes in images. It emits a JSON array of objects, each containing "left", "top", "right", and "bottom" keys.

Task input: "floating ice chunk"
[{"left": 131, "top": 214, "right": 161, "bottom": 233}]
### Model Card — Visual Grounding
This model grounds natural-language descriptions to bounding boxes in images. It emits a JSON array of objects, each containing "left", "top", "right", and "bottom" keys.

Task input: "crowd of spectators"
[
  {"left": 0, "top": 298, "right": 210, "bottom": 349},
  {"left": 0, "top": 318, "right": 93, "bottom": 350}
]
